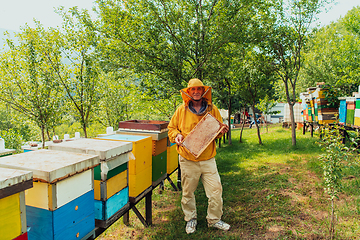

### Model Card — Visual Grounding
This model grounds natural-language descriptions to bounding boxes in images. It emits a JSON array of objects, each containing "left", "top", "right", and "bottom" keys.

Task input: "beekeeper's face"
[{"left": 189, "top": 87, "right": 204, "bottom": 101}]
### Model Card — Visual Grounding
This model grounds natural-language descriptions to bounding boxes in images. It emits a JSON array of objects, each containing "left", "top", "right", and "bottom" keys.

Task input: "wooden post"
[
  {"left": 303, "top": 122, "right": 306, "bottom": 135},
  {"left": 123, "top": 211, "right": 129, "bottom": 225},
  {"left": 145, "top": 191, "right": 152, "bottom": 225},
  {"left": 177, "top": 167, "right": 182, "bottom": 191}
]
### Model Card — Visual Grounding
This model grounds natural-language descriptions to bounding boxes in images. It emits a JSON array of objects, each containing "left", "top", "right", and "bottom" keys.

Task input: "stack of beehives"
[
  {"left": 338, "top": 97, "right": 347, "bottom": 125},
  {"left": 306, "top": 87, "right": 317, "bottom": 123},
  {"left": 346, "top": 97, "right": 355, "bottom": 126},
  {"left": 300, "top": 92, "right": 310, "bottom": 122},
  {"left": 338, "top": 86, "right": 360, "bottom": 127},
  {"left": 302, "top": 83, "right": 338, "bottom": 125},
  {"left": 352, "top": 87, "right": 360, "bottom": 127},
  {"left": 313, "top": 83, "right": 338, "bottom": 124}
]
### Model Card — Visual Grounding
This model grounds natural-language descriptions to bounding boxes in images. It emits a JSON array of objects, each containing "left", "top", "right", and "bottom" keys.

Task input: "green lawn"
[{"left": 97, "top": 124, "right": 360, "bottom": 239}]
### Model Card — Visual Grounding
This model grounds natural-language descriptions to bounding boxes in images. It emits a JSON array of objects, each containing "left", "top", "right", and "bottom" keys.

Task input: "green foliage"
[
  {"left": 317, "top": 124, "right": 359, "bottom": 238},
  {"left": 256, "top": 95, "right": 280, "bottom": 116},
  {"left": 38, "top": 7, "right": 104, "bottom": 138},
  {"left": 0, "top": 129, "right": 24, "bottom": 151},
  {"left": 301, "top": 6, "right": 360, "bottom": 95},
  {"left": 261, "top": 0, "right": 331, "bottom": 146},
  {"left": 318, "top": 125, "right": 353, "bottom": 200},
  {"left": 89, "top": 0, "right": 263, "bottom": 102},
  {"left": 0, "top": 24, "right": 65, "bottom": 144},
  {"left": 55, "top": 120, "right": 105, "bottom": 139},
  {"left": 324, "top": 86, "right": 342, "bottom": 108},
  {"left": 0, "top": 105, "right": 33, "bottom": 141}
]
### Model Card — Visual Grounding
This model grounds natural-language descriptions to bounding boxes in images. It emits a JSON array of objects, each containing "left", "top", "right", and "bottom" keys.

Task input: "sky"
[
  {"left": 0, "top": 0, "right": 96, "bottom": 31},
  {"left": 0, "top": 0, "right": 359, "bottom": 31}
]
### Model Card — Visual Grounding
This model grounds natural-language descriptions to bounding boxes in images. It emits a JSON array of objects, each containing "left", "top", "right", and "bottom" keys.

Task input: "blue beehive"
[{"left": 338, "top": 97, "right": 347, "bottom": 125}]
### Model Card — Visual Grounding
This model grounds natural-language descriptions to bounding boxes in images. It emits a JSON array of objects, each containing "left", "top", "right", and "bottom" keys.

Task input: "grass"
[{"left": 96, "top": 124, "right": 360, "bottom": 239}]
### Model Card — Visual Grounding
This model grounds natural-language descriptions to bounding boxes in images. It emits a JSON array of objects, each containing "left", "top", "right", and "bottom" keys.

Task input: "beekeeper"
[{"left": 168, "top": 78, "right": 230, "bottom": 234}]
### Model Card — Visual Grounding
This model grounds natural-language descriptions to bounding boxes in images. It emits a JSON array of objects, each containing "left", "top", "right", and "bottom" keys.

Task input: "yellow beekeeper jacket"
[{"left": 168, "top": 79, "right": 224, "bottom": 162}]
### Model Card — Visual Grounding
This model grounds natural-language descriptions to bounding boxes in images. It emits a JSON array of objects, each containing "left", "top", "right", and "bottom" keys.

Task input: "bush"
[{"left": 0, "top": 129, "right": 24, "bottom": 151}]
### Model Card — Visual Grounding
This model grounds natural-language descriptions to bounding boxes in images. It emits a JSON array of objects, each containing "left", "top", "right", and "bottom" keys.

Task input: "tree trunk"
[
  {"left": 52, "top": 127, "right": 56, "bottom": 140},
  {"left": 40, "top": 125, "right": 46, "bottom": 149},
  {"left": 330, "top": 198, "right": 335, "bottom": 240},
  {"left": 46, "top": 128, "right": 51, "bottom": 141},
  {"left": 284, "top": 79, "right": 297, "bottom": 146},
  {"left": 83, "top": 125, "right": 88, "bottom": 138},
  {"left": 81, "top": 118, "right": 88, "bottom": 138},
  {"left": 289, "top": 103, "right": 296, "bottom": 146},
  {"left": 239, "top": 111, "right": 246, "bottom": 143},
  {"left": 226, "top": 78, "right": 232, "bottom": 145},
  {"left": 227, "top": 103, "right": 232, "bottom": 145},
  {"left": 251, "top": 105, "right": 262, "bottom": 145}
]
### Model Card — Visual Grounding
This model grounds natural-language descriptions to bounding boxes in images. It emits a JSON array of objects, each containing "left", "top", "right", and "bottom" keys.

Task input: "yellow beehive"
[
  {"left": 95, "top": 134, "right": 152, "bottom": 198},
  {"left": 25, "top": 169, "right": 94, "bottom": 210},
  {"left": 355, "top": 117, "right": 360, "bottom": 126},
  {"left": 94, "top": 170, "right": 127, "bottom": 200},
  {"left": 0, "top": 168, "right": 33, "bottom": 240},
  {"left": 129, "top": 167, "right": 152, "bottom": 197},
  {"left": 167, "top": 144, "right": 178, "bottom": 174}
]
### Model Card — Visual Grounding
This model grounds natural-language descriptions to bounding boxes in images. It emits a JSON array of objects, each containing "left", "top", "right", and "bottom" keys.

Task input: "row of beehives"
[
  {"left": 300, "top": 84, "right": 360, "bottom": 127},
  {"left": 0, "top": 129, "right": 178, "bottom": 240},
  {"left": 338, "top": 88, "right": 360, "bottom": 127},
  {"left": 300, "top": 82, "right": 339, "bottom": 125}
]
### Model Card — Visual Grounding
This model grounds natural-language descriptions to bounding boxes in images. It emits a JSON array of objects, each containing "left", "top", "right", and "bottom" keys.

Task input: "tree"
[
  {"left": 318, "top": 124, "right": 358, "bottom": 239},
  {"left": 0, "top": 24, "right": 64, "bottom": 147},
  {"left": 233, "top": 49, "right": 277, "bottom": 145},
  {"left": 96, "top": 71, "right": 137, "bottom": 128},
  {"left": 209, "top": 43, "right": 249, "bottom": 145},
  {"left": 256, "top": 95, "right": 280, "bottom": 133},
  {"left": 263, "top": 0, "right": 331, "bottom": 146},
  {"left": 301, "top": 6, "right": 360, "bottom": 96},
  {"left": 75, "top": 0, "right": 261, "bottom": 124},
  {"left": 50, "top": 7, "right": 102, "bottom": 138}
]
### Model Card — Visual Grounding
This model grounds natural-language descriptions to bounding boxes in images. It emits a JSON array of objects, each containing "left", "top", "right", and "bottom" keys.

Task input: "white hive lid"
[
  {"left": 0, "top": 167, "right": 33, "bottom": 190},
  {"left": 0, "top": 149, "right": 100, "bottom": 183},
  {"left": 48, "top": 138, "right": 132, "bottom": 161},
  {"left": 115, "top": 129, "right": 168, "bottom": 141}
]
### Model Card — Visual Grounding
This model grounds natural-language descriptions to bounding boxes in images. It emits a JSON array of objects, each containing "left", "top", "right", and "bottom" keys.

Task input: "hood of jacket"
[{"left": 180, "top": 78, "right": 212, "bottom": 109}]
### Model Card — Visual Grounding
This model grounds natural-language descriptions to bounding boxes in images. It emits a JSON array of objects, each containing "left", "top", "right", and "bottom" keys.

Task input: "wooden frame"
[{"left": 181, "top": 113, "right": 224, "bottom": 159}]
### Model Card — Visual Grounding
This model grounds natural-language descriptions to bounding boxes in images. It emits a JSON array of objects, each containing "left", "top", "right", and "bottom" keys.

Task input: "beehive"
[
  {"left": 302, "top": 84, "right": 338, "bottom": 125},
  {"left": 0, "top": 150, "right": 100, "bottom": 240},
  {"left": 117, "top": 120, "right": 169, "bottom": 187},
  {"left": 307, "top": 87, "right": 317, "bottom": 123},
  {"left": 116, "top": 131, "right": 168, "bottom": 187},
  {"left": 306, "top": 98, "right": 312, "bottom": 122},
  {"left": 0, "top": 149, "right": 15, "bottom": 157},
  {"left": 48, "top": 138, "right": 132, "bottom": 227},
  {"left": 166, "top": 142, "right": 178, "bottom": 174},
  {"left": 346, "top": 97, "right": 355, "bottom": 126},
  {"left": 338, "top": 97, "right": 347, "bottom": 125},
  {"left": 0, "top": 168, "right": 33, "bottom": 240},
  {"left": 95, "top": 134, "right": 152, "bottom": 199},
  {"left": 316, "top": 90, "right": 337, "bottom": 124},
  {"left": 354, "top": 98, "right": 360, "bottom": 127},
  {"left": 300, "top": 92, "right": 309, "bottom": 122}
]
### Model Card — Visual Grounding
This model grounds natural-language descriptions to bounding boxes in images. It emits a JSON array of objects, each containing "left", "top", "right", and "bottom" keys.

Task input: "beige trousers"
[{"left": 179, "top": 155, "right": 223, "bottom": 225}]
